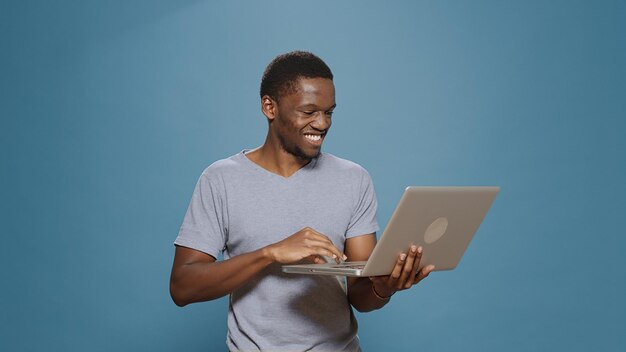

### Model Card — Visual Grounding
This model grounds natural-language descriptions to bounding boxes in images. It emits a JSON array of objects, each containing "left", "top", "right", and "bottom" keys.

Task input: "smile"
[{"left": 304, "top": 134, "right": 322, "bottom": 142}]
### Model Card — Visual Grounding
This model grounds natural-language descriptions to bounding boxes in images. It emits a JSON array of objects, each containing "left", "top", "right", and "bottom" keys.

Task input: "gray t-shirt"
[{"left": 175, "top": 151, "right": 379, "bottom": 351}]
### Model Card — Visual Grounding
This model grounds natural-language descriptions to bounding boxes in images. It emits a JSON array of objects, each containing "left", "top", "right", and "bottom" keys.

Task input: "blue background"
[{"left": 2, "top": 0, "right": 625, "bottom": 351}]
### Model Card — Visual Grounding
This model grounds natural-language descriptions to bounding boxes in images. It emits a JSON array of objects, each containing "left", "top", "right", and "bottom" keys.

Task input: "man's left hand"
[{"left": 369, "top": 245, "right": 435, "bottom": 298}]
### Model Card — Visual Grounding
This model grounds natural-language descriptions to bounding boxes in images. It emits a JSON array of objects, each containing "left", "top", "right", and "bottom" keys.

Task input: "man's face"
[{"left": 271, "top": 77, "right": 335, "bottom": 161}]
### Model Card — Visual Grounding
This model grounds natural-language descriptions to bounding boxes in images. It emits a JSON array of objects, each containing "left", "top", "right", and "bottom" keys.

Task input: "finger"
[
  {"left": 404, "top": 246, "right": 423, "bottom": 288},
  {"left": 387, "top": 252, "right": 406, "bottom": 284},
  {"left": 302, "top": 255, "right": 321, "bottom": 264},
  {"left": 306, "top": 228, "right": 334, "bottom": 244},
  {"left": 317, "top": 242, "right": 348, "bottom": 263},
  {"left": 310, "top": 247, "right": 343, "bottom": 263},
  {"left": 306, "top": 229, "right": 347, "bottom": 262},
  {"left": 414, "top": 265, "right": 435, "bottom": 284},
  {"left": 369, "top": 276, "right": 385, "bottom": 284},
  {"left": 303, "top": 255, "right": 328, "bottom": 264},
  {"left": 303, "top": 239, "right": 345, "bottom": 263},
  {"left": 397, "top": 245, "right": 418, "bottom": 289}
]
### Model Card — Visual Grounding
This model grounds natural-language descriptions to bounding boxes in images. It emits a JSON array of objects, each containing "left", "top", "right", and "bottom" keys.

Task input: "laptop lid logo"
[{"left": 424, "top": 217, "right": 448, "bottom": 244}]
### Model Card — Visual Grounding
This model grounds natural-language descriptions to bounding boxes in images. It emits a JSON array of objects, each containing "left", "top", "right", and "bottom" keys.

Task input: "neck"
[{"left": 245, "top": 138, "right": 312, "bottom": 178}]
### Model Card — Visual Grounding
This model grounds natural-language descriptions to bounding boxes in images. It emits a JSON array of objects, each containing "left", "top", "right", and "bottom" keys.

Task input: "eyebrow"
[{"left": 299, "top": 103, "right": 337, "bottom": 110}]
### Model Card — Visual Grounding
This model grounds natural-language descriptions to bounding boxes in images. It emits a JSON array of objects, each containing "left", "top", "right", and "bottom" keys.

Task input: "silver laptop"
[{"left": 282, "top": 186, "right": 499, "bottom": 277}]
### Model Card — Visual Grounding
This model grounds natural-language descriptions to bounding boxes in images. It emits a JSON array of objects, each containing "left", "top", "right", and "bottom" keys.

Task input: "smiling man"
[{"left": 170, "top": 51, "right": 433, "bottom": 351}]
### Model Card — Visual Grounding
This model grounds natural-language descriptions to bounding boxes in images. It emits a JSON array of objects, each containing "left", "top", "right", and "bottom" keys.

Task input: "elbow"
[
  {"left": 169, "top": 279, "right": 190, "bottom": 307},
  {"left": 171, "top": 294, "right": 188, "bottom": 307},
  {"left": 352, "top": 304, "right": 378, "bottom": 313}
]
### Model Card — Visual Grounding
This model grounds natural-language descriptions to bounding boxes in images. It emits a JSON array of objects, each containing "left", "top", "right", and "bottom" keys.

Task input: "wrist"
[
  {"left": 261, "top": 245, "right": 277, "bottom": 263},
  {"left": 372, "top": 283, "right": 395, "bottom": 300}
]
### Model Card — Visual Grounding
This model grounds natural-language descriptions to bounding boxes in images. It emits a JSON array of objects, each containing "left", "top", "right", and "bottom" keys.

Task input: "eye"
[
  {"left": 302, "top": 111, "right": 315, "bottom": 116},
  {"left": 326, "top": 111, "right": 334, "bottom": 117}
]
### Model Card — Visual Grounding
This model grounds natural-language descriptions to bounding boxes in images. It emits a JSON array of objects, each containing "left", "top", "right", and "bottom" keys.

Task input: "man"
[{"left": 170, "top": 51, "right": 434, "bottom": 351}]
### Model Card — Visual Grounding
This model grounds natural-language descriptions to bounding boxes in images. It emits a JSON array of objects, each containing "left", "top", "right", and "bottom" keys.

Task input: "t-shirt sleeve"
[
  {"left": 346, "top": 168, "right": 379, "bottom": 238},
  {"left": 174, "top": 170, "right": 227, "bottom": 259}
]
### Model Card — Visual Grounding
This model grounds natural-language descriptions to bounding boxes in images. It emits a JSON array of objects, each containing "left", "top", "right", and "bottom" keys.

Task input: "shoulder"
[
  {"left": 194, "top": 152, "right": 253, "bottom": 190},
  {"left": 200, "top": 152, "right": 248, "bottom": 178},
  {"left": 317, "top": 153, "right": 371, "bottom": 178}
]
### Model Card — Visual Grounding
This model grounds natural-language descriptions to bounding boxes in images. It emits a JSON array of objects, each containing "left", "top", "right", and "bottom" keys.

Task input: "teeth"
[{"left": 304, "top": 134, "right": 321, "bottom": 141}]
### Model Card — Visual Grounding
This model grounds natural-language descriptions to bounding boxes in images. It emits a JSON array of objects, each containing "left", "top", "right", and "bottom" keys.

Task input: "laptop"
[{"left": 282, "top": 186, "right": 499, "bottom": 277}]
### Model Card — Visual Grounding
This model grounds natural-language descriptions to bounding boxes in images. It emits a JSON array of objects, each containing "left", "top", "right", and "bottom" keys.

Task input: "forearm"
[
  {"left": 347, "top": 277, "right": 394, "bottom": 312},
  {"left": 170, "top": 247, "right": 273, "bottom": 306},
  {"left": 171, "top": 227, "right": 346, "bottom": 306}
]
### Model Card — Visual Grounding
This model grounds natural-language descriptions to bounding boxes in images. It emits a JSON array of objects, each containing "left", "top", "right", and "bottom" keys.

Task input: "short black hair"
[{"left": 260, "top": 51, "right": 333, "bottom": 101}]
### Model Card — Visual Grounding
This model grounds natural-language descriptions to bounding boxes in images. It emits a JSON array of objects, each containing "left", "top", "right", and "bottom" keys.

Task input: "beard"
[{"left": 277, "top": 132, "right": 321, "bottom": 161}]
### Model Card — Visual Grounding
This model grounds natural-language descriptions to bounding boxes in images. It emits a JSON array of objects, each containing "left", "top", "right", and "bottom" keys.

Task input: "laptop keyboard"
[{"left": 330, "top": 263, "right": 365, "bottom": 269}]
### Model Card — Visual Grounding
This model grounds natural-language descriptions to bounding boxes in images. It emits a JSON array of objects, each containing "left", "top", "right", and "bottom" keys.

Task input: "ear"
[{"left": 261, "top": 95, "right": 277, "bottom": 121}]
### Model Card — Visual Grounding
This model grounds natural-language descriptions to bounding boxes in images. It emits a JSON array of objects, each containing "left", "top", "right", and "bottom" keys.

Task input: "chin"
[
  {"left": 293, "top": 146, "right": 321, "bottom": 161},
  {"left": 279, "top": 137, "right": 322, "bottom": 161}
]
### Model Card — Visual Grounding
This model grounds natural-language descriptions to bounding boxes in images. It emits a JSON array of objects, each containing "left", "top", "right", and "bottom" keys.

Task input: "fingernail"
[
  {"left": 400, "top": 253, "right": 407, "bottom": 261},
  {"left": 427, "top": 265, "right": 435, "bottom": 271},
  {"left": 332, "top": 254, "right": 337, "bottom": 258},
  {"left": 342, "top": 254, "right": 347, "bottom": 260},
  {"left": 417, "top": 246, "right": 423, "bottom": 254},
  {"left": 411, "top": 245, "right": 417, "bottom": 253}
]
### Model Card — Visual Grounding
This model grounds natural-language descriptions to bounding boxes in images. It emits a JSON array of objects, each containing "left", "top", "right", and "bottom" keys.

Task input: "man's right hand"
[{"left": 264, "top": 227, "right": 346, "bottom": 264}]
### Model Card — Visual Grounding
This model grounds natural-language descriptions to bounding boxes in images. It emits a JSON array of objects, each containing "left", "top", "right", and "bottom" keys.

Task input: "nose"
[{"left": 310, "top": 111, "right": 331, "bottom": 131}]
